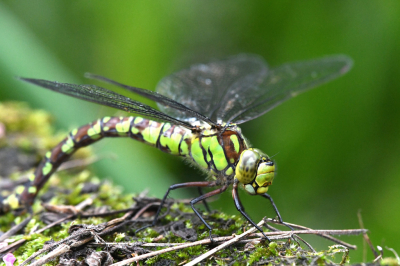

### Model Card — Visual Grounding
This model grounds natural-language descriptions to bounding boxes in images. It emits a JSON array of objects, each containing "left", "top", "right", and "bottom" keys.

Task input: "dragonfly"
[{"left": 0, "top": 54, "right": 352, "bottom": 240}]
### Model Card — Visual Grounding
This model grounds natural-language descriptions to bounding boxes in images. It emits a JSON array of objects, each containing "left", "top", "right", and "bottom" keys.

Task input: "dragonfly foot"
[{"left": 208, "top": 229, "right": 215, "bottom": 243}]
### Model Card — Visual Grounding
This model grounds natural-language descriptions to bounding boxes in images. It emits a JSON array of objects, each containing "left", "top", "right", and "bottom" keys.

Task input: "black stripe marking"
[
  {"left": 199, "top": 135, "right": 211, "bottom": 170},
  {"left": 129, "top": 116, "right": 139, "bottom": 138},
  {"left": 156, "top": 123, "right": 167, "bottom": 149},
  {"left": 207, "top": 147, "right": 217, "bottom": 172},
  {"left": 178, "top": 129, "right": 186, "bottom": 156}
]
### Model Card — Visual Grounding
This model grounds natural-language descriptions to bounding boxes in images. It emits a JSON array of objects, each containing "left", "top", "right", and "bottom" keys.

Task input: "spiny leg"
[
  {"left": 232, "top": 180, "right": 271, "bottom": 241},
  {"left": 190, "top": 184, "right": 228, "bottom": 241},
  {"left": 136, "top": 181, "right": 217, "bottom": 233},
  {"left": 261, "top": 193, "right": 293, "bottom": 231},
  {"left": 198, "top": 187, "right": 211, "bottom": 212}
]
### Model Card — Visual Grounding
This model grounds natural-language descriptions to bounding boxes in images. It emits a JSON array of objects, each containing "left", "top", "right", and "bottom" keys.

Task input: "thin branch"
[
  {"left": 19, "top": 202, "right": 158, "bottom": 266},
  {"left": 264, "top": 218, "right": 360, "bottom": 249},
  {"left": 252, "top": 229, "right": 367, "bottom": 236},
  {"left": 184, "top": 219, "right": 266, "bottom": 266},
  {"left": 292, "top": 234, "right": 316, "bottom": 252},
  {"left": 0, "top": 214, "right": 32, "bottom": 242},
  {"left": 79, "top": 227, "right": 366, "bottom": 266},
  {"left": 358, "top": 210, "right": 378, "bottom": 258},
  {"left": 386, "top": 246, "right": 400, "bottom": 264},
  {"left": 29, "top": 244, "right": 70, "bottom": 266},
  {"left": 0, "top": 194, "right": 96, "bottom": 256}
]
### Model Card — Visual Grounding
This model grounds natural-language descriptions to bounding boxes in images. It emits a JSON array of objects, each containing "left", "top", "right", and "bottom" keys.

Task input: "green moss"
[
  {"left": 380, "top": 257, "right": 400, "bottom": 266},
  {"left": 2, "top": 102, "right": 394, "bottom": 265},
  {"left": 0, "top": 102, "right": 92, "bottom": 158}
]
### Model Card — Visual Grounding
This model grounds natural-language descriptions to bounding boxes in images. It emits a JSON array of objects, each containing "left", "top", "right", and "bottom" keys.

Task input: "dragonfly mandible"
[{"left": 0, "top": 54, "right": 352, "bottom": 240}]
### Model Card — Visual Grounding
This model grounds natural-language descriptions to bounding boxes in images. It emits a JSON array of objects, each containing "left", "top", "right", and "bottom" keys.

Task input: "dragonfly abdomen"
[{"left": 1, "top": 116, "right": 193, "bottom": 213}]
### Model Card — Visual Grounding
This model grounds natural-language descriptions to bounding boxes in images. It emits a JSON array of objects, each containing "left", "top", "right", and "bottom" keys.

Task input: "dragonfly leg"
[
  {"left": 260, "top": 193, "right": 293, "bottom": 231},
  {"left": 197, "top": 187, "right": 211, "bottom": 212},
  {"left": 190, "top": 184, "right": 229, "bottom": 242},
  {"left": 232, "top": 180, "right": 271, "bottom": 241},
  {"left": 136, "top": 181, "right": 217, "bottom": 234}
]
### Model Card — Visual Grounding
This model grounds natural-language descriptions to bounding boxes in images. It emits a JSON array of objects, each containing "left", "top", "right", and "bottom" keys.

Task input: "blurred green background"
[{"left": 1, "top": 1, "right": 399, "bottom": 262}]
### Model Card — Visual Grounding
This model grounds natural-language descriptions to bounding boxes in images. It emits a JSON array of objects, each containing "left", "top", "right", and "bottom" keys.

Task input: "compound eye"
[{"left": 235, "top": 150, "right": 260, "bottom": 184}]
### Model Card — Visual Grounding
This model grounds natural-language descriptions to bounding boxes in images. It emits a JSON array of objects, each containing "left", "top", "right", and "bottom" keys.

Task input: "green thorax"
[{"left": 183, "top": 125, "right": 248, "bottom": 178}]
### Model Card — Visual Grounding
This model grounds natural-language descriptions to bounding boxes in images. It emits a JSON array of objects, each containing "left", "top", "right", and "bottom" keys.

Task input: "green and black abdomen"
[
  {"left": 1, "top": 116, "right": 247, "bottom": 213},
  {"left": 0, "top": 116, "right": 192, "bottom": 213}
]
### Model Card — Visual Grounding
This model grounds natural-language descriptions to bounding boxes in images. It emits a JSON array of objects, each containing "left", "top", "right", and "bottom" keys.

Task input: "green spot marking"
[
  {"left": 116, "top": 117, "right": 132, "bottom": 134},
  {"left": 168, "top": 130, "right": 183, "bottom": 155},
  {"left": 225, "top": 167, "right": 234, "bottom": 176},
  {"left": 201, "top": 136, "right": 212, "bottom": 162},
  {"left": 88, "top": 121, "right": 101, "bottom": 138},
  {"left": 159, "top": 123, "right": 171, "bottom": 147},
  {"left": 160, "top": 124, "right": 182, "bottom": 155},
  {"left": 42, "top": 162, "right": 53, "bottom": 176},
  {"left": 71, "top": 128, "right": 78, "bottom": 136},
  {"left": 28, "top": 186, "right": 37, "bottom": 194},
  {"left": 191, "top": 138, "right": 208, "bottom": 168},
  {"left": 131, "top": 126, "right": 139, "bottom": 134},
  {"left": 209, "top": 136, "right": 228, "bottom": 171},
  {"left": 45, "top": 151, "right": 52, "bottom": 159},
  {"left": 230, "top": 135, "right": 240, "bottom": 153},
  {"left": 142, "top": 122, "right": 162, "bottom": 145},
  {"left": 28, "top": 174, "right": 35, "bottom": 181},
  {"left": 15, "top": 185, "right": 25, "bottom": 194},
  {"left": 6, "top": 194, "right": 19, "bottom": 209},
  {"left": 103, "top": 116, "right": 111, "bottom": 123},
  {"left": 134, "top": 117, "right": 143, "bottom": 124},
  {"left": 180, "top": 140, "right": 189, "bottom": 155},
  {"left": 61, "top": 137, "right": 75, "bottom": 154}
]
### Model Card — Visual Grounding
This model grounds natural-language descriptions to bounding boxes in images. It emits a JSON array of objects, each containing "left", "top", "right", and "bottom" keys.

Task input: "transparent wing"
[
  {"left": 156, "top": 54, "right": 352, "bottom": 125},
  {"left": 156, "top": 54, "right": 269, "bottom": 123},
  {"left": 227, "top": 55, "right": 353, "bottom": 124},
  {"left": 19, "top": 78, "right": 195, "bottom": 129},
  {"left": 85, "top": 73, "right": 217, "bottom": 126}
]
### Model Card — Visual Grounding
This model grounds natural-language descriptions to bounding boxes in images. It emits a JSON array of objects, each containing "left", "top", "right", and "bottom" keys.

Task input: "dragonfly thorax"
[
  {"left": 187, "top": 125, "right": 247, "bottom": 179},
  {"left": 235, "top": 148, "right": 275, "bottom": 195}
]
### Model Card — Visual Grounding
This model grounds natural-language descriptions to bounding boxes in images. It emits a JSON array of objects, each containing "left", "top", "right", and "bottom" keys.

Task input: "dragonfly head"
[{"left": 235, "top": 148, "right": 275, "bottom": 195}]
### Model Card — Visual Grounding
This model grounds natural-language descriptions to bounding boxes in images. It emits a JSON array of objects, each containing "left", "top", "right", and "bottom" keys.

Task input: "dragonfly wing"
[
  {"left": 85, "top": 73, "right": 217, "bottom": 126},
  {"left": 224, "top": 55, "right": 353, "bottom": 124},
  {"left": 156, "top": 54, "right": 269, "bottom": 123},
  {"left": 19, "top": 78, "right": 195, "bottom": 129}
]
